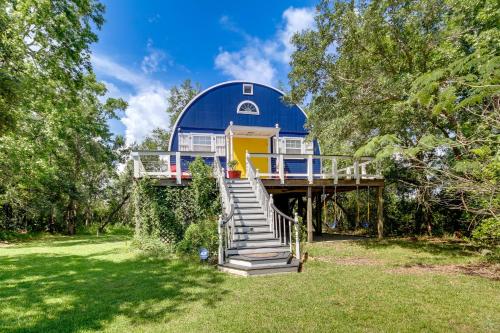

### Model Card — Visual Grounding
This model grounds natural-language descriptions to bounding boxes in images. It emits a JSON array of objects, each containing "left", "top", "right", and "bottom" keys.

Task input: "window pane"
[
  {"left": 193, "top": 136, "right": 211, "bottom": 145},
  {"left": 285, "top": 139, "right": 302, "bottom": 154}
]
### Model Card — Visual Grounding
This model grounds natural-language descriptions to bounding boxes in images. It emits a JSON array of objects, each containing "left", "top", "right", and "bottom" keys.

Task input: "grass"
[{"left": 0, "top": 235, "right": 498, "bottom": 333}]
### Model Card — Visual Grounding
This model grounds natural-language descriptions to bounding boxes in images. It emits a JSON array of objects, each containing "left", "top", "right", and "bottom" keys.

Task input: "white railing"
[
  {"left": 248, "top": 153, "right": 382, "bottom": 185},
  {"left": 131, "top": 151, "right": 215, "bottom": 184},
  {"left": 214, "top": 157, "right": 235, "bottom": 265},
  {"left": 246, "top": 152, "right": 301, "bottom": 259}
]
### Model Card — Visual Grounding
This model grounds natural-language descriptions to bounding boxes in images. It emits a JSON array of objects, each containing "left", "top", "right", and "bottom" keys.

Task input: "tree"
[
  {"left": 288, "top": 0, "right": 499, "bottom": 235},
  {"left": 0, "top": 0, "right": 128, "bottom": 234},
  {"left": 166, "top": 79, "right": 201, "bottom": 129}
]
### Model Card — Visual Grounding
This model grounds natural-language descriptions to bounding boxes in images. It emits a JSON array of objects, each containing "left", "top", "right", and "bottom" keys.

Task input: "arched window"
[{"left": 237, "top": 100, "right": 259, "bottom": 115}]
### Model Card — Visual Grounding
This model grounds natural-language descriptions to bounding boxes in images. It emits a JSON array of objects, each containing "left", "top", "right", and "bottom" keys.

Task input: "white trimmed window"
[
  {"left": 275, "top": 137, "right": 315, "bottom": 155},
  {"left": 237, "top": 100, "right": 259, "bottom": 115},
  {"left": 178, "top": 133, "right": 226, "bottom": 156},
  {"left": 243, "top": 83, "right": 253, "bottom": 95},
  {"left": 285, "top": 138, "right": 302, "bottom": 154},
  {"left": 192, "top": 135, "right": 212, "bottom": 151}
]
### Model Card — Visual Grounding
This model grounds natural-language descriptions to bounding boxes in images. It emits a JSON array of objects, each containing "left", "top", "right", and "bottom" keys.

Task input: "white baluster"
[{"left": 294, "top": 213, "right": 300, "bottom": 259}]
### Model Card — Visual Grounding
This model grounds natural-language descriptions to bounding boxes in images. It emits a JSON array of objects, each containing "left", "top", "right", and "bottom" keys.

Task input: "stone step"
[
  {"left": 218, "top": 258, "right": 300, "bottom": 276},
  {"left": 232, "top": 232, "right": 274, "bottom": 241},
  {"left": 226, "top": 245, "right": 290, "bottom": 256},
  {"left": 228, "top": 252, "right": 291, "bottom": 267}
]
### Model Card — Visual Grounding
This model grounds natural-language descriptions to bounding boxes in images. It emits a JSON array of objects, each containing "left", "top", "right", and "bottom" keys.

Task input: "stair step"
[
  {"left": 232, "top": 232, "right": 274, "bottom": 240},
  {"left": 227, "top": 183, "right": 253, "bottom": 188},
  {"left": 233, "top": 239, "right": 281, "bottom": 248},
  {"left": 234, "top": 214, "right": 266, "bottom": 220},
  {"left": 218, "top": 258, "right": 300, "bottom": 276},
  {"left": 234, "top": 201, "right": 261, "bottom": 208},
  {"left": 233, "top": 196, "right": 260, "bottom": 202},
  {"left": 228, "top": 252, "right": 291, "bottom": 267},
  {"left": 226, "top": 245, "right": 290, "bottom": 255},
  {"left": 234, "top": 226, "right": 269, "bottom": 233},
  {"left": 230, "top": 192, "right": 256, "bottom": 198},
  {"left": 234, "top": 221, "right": 268, "bottom": 227},
  {"left": 229, "top": 189, "right": 255, "bottom": 194},
  {"left": 234, "top": 202, "right": 261, "bottom": 208}
]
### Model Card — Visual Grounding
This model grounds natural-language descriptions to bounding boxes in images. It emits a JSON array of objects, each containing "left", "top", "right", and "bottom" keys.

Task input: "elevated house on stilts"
[{"left": 132, "top": 81, "right": 384, "bottom": 276}]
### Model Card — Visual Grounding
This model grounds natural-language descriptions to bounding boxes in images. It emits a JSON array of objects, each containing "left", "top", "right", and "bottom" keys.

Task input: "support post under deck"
[
  {"left": 307, "top": 186, "right": 313, "bottom": 242},
  {"left": 377, "top": 186, "right": 384, "bottom": 239}
]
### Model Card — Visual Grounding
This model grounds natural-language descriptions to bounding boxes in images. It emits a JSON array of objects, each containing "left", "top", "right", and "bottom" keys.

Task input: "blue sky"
[{"left": 91, "top": 0, "right": 318, "bottom": 144}]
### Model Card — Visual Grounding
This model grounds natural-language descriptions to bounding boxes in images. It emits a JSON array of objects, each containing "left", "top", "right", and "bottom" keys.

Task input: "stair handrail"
[
  {"left": 246, "top": 152, "right": 270, "bottom": 218},
  {"left": 246, "top": 152, "right": 301, "bottom": 259},
  {"left": 269, "top": 195, "right": 301, "bottom": 259},
  {"left": 214, "top": 156, "right": 235, "bottom": 265}
]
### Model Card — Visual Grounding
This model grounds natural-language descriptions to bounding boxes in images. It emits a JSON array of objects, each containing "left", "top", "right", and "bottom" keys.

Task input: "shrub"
[
  {"left": 131, "top": 235, "right": 172, "bottom": 257},
  {"left": 472, "top": 218, "right": 500, "bottom": 246},
  {"left": 176, "top": 217, "right": 218, "bottom": 256}
]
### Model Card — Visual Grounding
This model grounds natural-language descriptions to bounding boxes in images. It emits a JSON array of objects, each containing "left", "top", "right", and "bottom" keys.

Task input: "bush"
[
  {"left": 472, "top": 218, "right": 500, "bottom": 246},
  {"left": 131, "top": 235, "right": 172, "bottom": 257},
  {"left": 176, "top": 217, "right": 218, "bottom": 257}
]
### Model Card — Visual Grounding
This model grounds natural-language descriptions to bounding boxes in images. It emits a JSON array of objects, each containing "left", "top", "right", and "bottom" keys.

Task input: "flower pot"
[{"left": 227, "top": 170, "right": 241, "bottom": 179}]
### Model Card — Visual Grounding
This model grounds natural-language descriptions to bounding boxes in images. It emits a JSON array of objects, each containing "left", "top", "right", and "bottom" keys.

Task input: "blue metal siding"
[{"left": 171, "top": 82, "right": 320, "bottom": 174}]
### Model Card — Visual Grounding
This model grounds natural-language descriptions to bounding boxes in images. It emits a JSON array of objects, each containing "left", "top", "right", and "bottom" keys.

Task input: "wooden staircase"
[{"left": 218, "top": 179, "right": 300, "bottom": 276}]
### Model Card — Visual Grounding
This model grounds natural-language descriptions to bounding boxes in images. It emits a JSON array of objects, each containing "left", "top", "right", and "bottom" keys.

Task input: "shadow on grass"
[
  {"left": 357, "top": 238, "right": 479, "bottom": 258},
  {"left": 0, "top": 241, "right": 227, "bottom": 332}
]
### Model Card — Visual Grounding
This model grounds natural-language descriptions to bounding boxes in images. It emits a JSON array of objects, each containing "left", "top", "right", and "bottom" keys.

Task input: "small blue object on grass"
[{"left": 199, "top": 248, "right": 209, "bottom": 261}]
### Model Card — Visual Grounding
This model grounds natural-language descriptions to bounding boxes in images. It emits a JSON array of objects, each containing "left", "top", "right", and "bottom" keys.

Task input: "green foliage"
[
  {"left": 472, "top": 218, "right": 500, "bottom": 246},
  {"left": 0, "top": 0, "right": 128, "bottom": 235},
  {"left": 166, "top": 79, "right": 201, "bottom": 129},
  {"left": 176, "top": 218, "right": 218, "bottom": 256},
  {"left": 227, "top": 159, "right": 238, "bottom": 170},
  {"left": 133, "top": 157, "right": 221, "bottom": 255},
  {"left": 289, "top": 0, "right": 499, "bottom": 237}
]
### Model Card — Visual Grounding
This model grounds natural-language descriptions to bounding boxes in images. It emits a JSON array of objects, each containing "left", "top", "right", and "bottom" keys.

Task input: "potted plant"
[{"left": 226, "top": 160, "right": 241, "bottom": 179}]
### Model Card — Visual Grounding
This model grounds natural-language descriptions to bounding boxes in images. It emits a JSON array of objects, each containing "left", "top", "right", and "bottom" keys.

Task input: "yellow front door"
[{"left": 232, "top": 137, "right": 269, "bottom": 178}]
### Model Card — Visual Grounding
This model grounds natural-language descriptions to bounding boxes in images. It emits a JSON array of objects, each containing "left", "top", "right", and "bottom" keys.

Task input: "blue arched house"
[{"left": 169, "top": 81, "right": 320, "bottom": 177}]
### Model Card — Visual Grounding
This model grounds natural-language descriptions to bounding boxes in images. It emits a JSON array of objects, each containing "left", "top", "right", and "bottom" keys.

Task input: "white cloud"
[
  {"left": 92, "top": 54, "right": 170, "bottom": 145},
  {"left": 215, "top": 7, "right": 315, "bottom": 84},
  {"left": 279, "top": 7, "right": 316, "bottom": 63},
  {"left": 215, "top": 46, "right": 276, "bottom": 85},
  {"left": 141, "top": 40, "right": 169, "bottom": 74}
]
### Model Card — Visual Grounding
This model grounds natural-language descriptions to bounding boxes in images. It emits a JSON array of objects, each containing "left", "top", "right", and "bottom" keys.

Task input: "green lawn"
[{"left": 0, "top": 235, "right": 498, "bottom": 333}]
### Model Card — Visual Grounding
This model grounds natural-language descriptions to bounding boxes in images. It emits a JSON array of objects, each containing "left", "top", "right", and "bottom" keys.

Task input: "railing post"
[
  {"left": 294, "top": 213, "right": 300, "bottom": 259},
  {"left": 132, "top": 152, "right": 140, "bottom": 178},
  {"left": 307, "top": 154, "right": 313, "bottom": 184},
  {"left": 361, "top": 163, "right": 366, "bottom": 178},
  {"left": 218, "top": 215, "right": 224, "bottom": 265},
  {"left": 332, "top": 157, "right": 338, "bottom": 184},
  {"left": 269, "top": 194, "right": 274, "bottom": 233},
  {"left": 279, "top": 153, "right": 284, "bottom": 184},
  {"left": 246, "top": 150, "right": 250, "bottom": 176},
  {"left": 176, "top": 151, "right": 181, "bottom": 184},
  {"left": 354, "top": 159, "right": 360, "bottom": 184}
]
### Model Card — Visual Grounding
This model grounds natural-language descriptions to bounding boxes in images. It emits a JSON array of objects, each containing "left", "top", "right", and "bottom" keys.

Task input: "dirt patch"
[
  {"left": 311, "top": 256, "right": 385, "bottom": 266},
  {"left": 388, "top": 263, "right": 500, "bottom": 281},
  {"left": 0, "top": 242, "right": 12, "bottom": 248}
]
